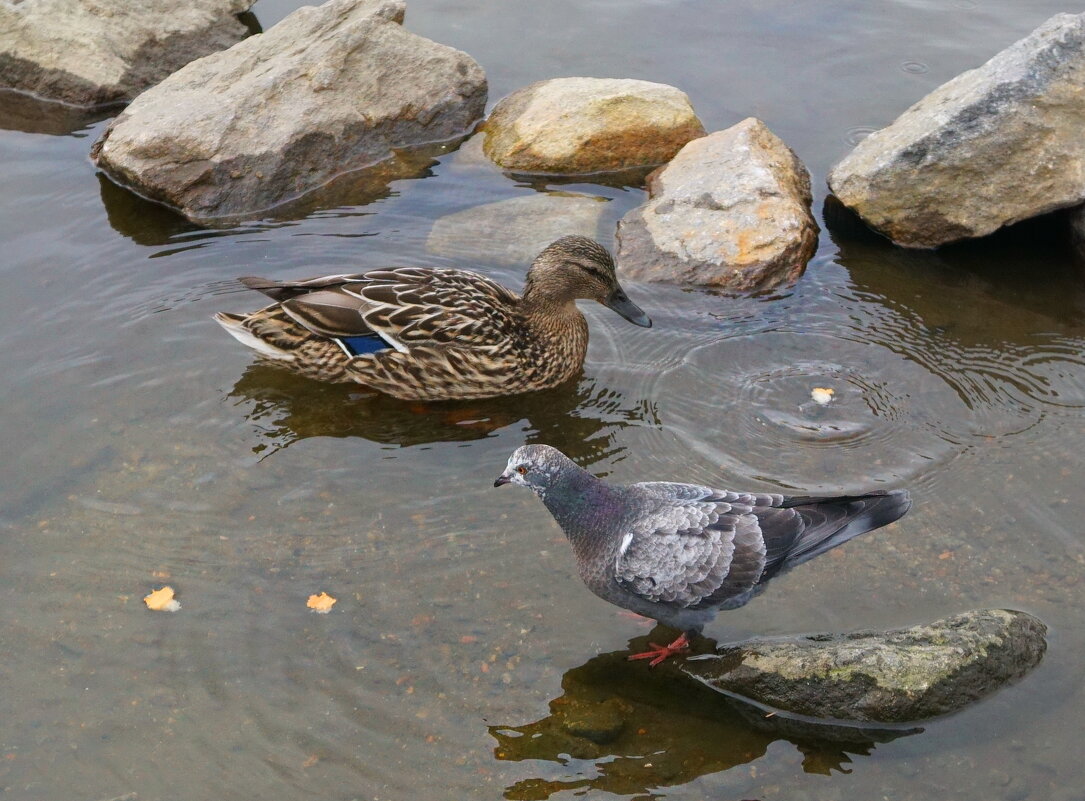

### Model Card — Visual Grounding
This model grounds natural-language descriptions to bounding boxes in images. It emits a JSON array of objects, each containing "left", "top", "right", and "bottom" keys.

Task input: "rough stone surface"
[
  {"left": 616, "top": 118, "right": 818, "bottom": 290},
  {"left": 681, "top": 609, "right": 1047, "bottom": 723},
  {"left": 0, "top": 0, "right": 252, "bottom": 107},
  {"left": 483, "top": 77, "right": 705, "bottom": 174},
  {"left": 91, "top": 0, "right": 487, "bottom": 223},
  {"left": 426, "top": 193, "right": 606, "bottom": 266},
  {"left": 829, "top": 12, "right": 1085, "bottom": 248}
]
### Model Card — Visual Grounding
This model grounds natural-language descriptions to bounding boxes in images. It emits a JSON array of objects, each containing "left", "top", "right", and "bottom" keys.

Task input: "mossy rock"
[{"left": 681, "top": 609, "right": 1047, "bottom": 723}]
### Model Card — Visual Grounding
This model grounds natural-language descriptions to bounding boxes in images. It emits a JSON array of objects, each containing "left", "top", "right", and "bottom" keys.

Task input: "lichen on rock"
[{"left": 681, "top": 609, "right": 1047, "bottom": 723}]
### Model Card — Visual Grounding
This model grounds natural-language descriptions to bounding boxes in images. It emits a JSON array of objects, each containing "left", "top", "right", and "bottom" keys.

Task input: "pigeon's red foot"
[{"left": 628, "top": 632, "right": 691, "bottom": 667}]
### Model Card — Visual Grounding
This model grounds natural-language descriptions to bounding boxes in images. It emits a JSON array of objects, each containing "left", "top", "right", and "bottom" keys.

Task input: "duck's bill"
[{"left": 604, "top": 289, "right": 652, "bottom": 328}]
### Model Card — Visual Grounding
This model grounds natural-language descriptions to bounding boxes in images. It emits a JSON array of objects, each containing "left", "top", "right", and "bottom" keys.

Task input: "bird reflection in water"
[
  {"left": 226, "top": 363, "right": 658, "bottom": 461},
  {"left": 489, "top": 639, "right": 919, "bottom": 800}
]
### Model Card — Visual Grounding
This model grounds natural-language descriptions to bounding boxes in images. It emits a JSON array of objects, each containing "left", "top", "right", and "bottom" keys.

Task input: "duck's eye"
[{"left": 516, "top": 465, "right": 528, "bottom": 475}]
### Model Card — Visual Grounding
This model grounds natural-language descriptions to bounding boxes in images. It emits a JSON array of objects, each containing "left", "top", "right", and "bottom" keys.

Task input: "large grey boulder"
[
  {"left": 483, "top": 77, "right": 705, "bottom": 175},
  {"left": 682, "top": 609, "right": 1047, "bottom": 723},
  {"left": 0, "top": 0, "right": 252, "bottom": 107},
  {"left": 616, "top": 118, "right": 818, "bottom": 290},
  {"left": 91, "top": 0, "right": 487, "bottom": 223},
  {"left": 829, "top": 12, "right": 1085, "bottom": 248},
  {"left": 426, "top": 193, "right": 607, "bottom": 266}
]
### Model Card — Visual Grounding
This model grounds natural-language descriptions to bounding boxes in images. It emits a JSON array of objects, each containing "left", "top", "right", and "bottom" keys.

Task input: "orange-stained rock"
[
  {"left": 617, "top": 118, "right": 817, "bottom": 290},
  {"left": 483, "top": 77, "right": 704, "bottom": 175}
]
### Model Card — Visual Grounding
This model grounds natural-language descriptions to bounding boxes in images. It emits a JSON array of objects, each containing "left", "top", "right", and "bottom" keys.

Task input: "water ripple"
[
  {"left": 844, "top": 125, "right": 878, "bottom": 146},
  {"left": 900, "top": 60, "right": 930, "bottom": 74},
  {"left": 600, "top": 279, "right": 1085, "bottom": 496}
]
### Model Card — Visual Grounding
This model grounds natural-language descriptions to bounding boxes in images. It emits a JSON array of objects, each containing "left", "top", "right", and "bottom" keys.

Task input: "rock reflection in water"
[
  {"left": 227, "top": 363, "right": 659, "bottom": 462},
  {"left": 0, "top": 89, "right": 117, "bottom": 136},
  {"left": 97, "top": 136, "right": 463, "bottom": 233},
  {"left": 827, "top": 197, "right": 1085, "bottom": 334},
  {"left": 829, "top": 199, "right": 1085, "bottom": 431},
  {"left": 489, "top": 639, "right": 918, "bottom": 800},
  {"left": 97, "top": 173, "right": 211, "bottom": 246}
]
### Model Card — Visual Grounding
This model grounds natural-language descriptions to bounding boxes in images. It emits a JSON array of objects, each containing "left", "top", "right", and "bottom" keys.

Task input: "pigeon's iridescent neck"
[{"left": 540, "top": 468, "right": 628, "bottom": 558}]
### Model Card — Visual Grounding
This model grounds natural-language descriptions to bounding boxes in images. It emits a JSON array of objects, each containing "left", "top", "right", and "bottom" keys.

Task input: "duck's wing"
[
  {"left": 614, "top": 484, "right": 781, "bottom": 611},
  {"left": 238, "top": 268, "right": 522, "bottom": 352},
  {"left": 335, "top": 268, "right": 527, "bottom": 400},
  {"left": 238, "top": 274, "right": 386, "bottom": 341},
  {"left": 340, "top": 267, "right": 522, "bottom": 350}
]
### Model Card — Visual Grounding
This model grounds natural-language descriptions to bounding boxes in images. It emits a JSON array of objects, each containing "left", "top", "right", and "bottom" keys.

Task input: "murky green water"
[{"left": 3, "top": 1, "right": 1085, "bottom": 799}]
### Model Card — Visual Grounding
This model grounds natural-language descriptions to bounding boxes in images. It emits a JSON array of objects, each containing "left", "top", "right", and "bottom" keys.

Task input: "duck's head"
[{"left": 523, "top": 236, "right": 652, "bottom": 328}]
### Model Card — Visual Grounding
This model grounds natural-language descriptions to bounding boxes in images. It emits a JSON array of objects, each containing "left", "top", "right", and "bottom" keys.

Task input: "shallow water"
[{"left": 2, "top": 1, "right": 1084, "bottom": 799}]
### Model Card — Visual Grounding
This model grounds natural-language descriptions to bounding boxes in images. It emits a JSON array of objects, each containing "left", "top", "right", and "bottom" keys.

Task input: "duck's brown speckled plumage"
[{"left": 214, "top": 236, "right": 650, "bottom": 401}]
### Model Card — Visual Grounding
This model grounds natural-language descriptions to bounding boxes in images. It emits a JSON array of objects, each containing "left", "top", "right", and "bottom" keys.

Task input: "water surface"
[{"left": 2, "top": 2, "right": 1084, "bottom": 800}]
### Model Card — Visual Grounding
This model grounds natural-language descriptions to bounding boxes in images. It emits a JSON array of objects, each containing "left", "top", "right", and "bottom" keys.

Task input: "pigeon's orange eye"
[{"left": 516, "top": 466, "right": 528, "bottom": 475}]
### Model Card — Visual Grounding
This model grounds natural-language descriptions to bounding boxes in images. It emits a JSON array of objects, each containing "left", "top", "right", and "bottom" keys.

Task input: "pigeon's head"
[{"left": 494, "top": 444, "right": 576, "bottom": 494}]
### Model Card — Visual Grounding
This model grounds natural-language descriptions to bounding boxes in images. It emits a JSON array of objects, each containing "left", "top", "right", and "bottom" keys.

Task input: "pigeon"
[{"left": 494, "top": 444, "right": 911, "bottom": 665}]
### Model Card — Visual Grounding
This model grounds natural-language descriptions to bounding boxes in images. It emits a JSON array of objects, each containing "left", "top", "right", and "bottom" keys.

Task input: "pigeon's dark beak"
[
  {"left": 494, "top": 472, "right": 512, "bottom": 488},
  {"left": 604, "top": 287, "right": 652, "bottom": 328}
]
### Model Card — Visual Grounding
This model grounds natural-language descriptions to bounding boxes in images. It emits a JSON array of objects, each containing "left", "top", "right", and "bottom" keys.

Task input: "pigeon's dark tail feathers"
[{"left": 778, "top": 489, "right": 911, "bottom": 572}]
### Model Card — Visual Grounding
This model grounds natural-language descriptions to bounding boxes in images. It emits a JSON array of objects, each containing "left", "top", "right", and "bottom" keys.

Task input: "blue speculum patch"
[{"left": 339, "top": 334, "right": 388, "bottom": 356}]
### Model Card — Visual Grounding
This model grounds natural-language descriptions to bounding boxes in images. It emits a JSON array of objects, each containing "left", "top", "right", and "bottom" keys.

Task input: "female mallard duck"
[{"left": 213, "top": 235, "right": 651, "bottom": 401}]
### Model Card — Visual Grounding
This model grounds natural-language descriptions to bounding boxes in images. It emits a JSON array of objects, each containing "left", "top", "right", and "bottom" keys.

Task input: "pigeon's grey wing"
[
  {"left": 634, "top": 481, "right": 785, "bottom": 508},
  {"left": 615, "top": 483, "right": 771, "bottom": 610}
]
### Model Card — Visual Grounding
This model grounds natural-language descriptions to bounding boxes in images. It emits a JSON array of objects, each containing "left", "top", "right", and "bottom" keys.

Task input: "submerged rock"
[
  {"left": 426, "top": 193, "right": 606, "bottom": 266},
  {"left": 0, "top": 0, "right": 252, "bottom": 107},
  {"left": 483, "top": 77, "right": 705, "bottom": 175},
  {"left": 557, "top": 697, "right": 631, "bottom": 745},
  {"left": 681, "top": 609, "right": 1047, "bottom": 723},
  {"left": 616, "top": 118, "right": 818, "bottom": 290},
  {"left": 490, "top": 642, "right": 916, "bottom": 796},
  {"left": 91, "top": 0, "right": 486, "bottom": 223},
  {"left": 829, "top": 12, "right": 1085, "bottom": 248}
]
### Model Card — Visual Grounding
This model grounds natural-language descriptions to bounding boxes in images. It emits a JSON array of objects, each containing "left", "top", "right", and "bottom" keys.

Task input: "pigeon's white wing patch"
[{"left": 617, "top": 532, "right": 634, "bottom": 561}]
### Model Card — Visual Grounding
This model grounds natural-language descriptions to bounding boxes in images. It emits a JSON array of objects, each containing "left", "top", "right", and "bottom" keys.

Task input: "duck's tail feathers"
[
  {"left": 213, "top": 312, "right": 295, "bottom": 362},
  {"left": 237, "top": 276, "right": 296, "bottom": 301},
  {"left": 780, "top": 489, "right": 911, "bottom": 571},
  {"left": 238, "top": 274, "right": 359, "bottom": 302}
]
